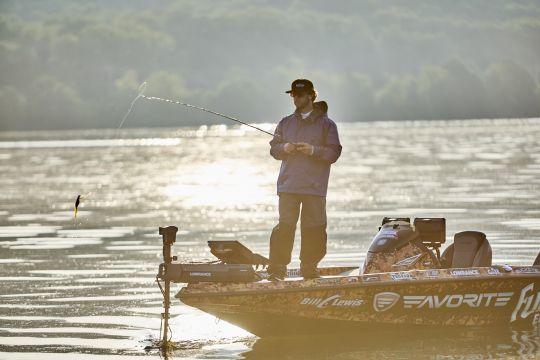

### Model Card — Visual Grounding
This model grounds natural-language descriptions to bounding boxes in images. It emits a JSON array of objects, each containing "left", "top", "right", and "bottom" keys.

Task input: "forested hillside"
[{"left": 1, "top": 0, "right": 539, "bottom": 130}]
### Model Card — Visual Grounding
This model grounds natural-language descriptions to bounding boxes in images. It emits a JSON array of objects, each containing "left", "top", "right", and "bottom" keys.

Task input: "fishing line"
[
  {"left": 117, "top": 82, "right": 148, "bottom": 131},
  {"left": 73, "top": 83, "right": 148, "bottom": 222}
]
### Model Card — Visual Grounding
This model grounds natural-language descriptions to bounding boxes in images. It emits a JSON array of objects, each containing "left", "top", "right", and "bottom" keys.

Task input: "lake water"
[{"left": 0, "top": 119, "right": 539, "bottom": 359}]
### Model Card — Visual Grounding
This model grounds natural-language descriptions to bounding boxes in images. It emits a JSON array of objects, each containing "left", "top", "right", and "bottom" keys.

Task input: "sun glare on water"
[{"left": 163, "top": 159, "right": 274, "bottom": 207}]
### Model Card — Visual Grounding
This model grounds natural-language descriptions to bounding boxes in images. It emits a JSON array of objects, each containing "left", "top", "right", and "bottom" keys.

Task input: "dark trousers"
[{"left": 268, "top": 193, "right": 327, "bottom": 276}]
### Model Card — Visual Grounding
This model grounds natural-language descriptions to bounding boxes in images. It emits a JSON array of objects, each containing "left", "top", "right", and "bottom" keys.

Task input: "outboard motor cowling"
[{"left": 363, "top": 219, "right": 440, "bottom": 274}]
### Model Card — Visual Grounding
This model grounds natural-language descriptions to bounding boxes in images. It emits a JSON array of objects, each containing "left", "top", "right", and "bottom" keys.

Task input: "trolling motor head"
[{"left": 159, "top": 226, "right": 178, "bottom": 264}]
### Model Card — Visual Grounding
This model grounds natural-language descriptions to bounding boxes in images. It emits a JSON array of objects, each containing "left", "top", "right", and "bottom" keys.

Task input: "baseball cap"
[{"left": 285, "top": 79, "right": 314, "bottom": 94}]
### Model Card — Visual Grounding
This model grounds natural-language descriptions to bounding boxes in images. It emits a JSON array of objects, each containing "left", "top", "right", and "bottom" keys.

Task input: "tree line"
[{"left": 1, "top": 0, "right": 539, "bottom": 130}]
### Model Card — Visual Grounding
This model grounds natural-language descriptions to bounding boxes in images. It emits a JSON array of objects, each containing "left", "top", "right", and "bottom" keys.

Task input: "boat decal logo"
[
  {"left": 373, "top": 292, "right": 400, "bottom": 312},
  {"left": 392, "top": 253, "right": 423, "bottom": 267},
  {"left": 363, "top": 275, "right": 381, "bottom": 282},
  {"left": 403, "top": 292, "right": 513, "bottom": 309},
  {"left": 450, "top": 269, "right": 480, "bottom": 277},
  {"left": 300, "top": 295, "right": 364, "bottom": 308},
  {"left": 390, "top": 272, "right": 414, "bottom": 281},
  {"left": 511, "top": 283, "right": 540, "bottom": 323},
  {"left": 287, "top": 269, "right": 302, "bottom": 277},
  {"left": 487, "top": 267, "right": 502, "bottom": 276},
  {"left": 425, "top": 270, "right": 440, "bottom": 278},
  {"left": 189, "top": 272, "right": 212, "bottom": 277},
  {"left": 515, "top": 267, "right": 540, "bottom": 273},
  {"left": 318, "top": 277, "right": 341, "bottom": 284}
]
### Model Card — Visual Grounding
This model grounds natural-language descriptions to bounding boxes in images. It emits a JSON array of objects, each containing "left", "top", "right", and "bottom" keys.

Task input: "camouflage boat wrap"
[{"left": 177, "top": 266, "right": 540, "bottom": 336}]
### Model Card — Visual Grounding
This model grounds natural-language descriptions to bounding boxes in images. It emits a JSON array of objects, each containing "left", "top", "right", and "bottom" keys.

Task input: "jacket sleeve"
[
  {"left": 270, "top": 120, "right": 287, "bottom": 160},
  {"left": 312, "top": 120, "right": 342, "bottom": 164}
]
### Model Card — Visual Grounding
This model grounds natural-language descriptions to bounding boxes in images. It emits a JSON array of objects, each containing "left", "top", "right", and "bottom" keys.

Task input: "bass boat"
[{"left": 156, "top": 217, "right": 540, "bottom": 339}]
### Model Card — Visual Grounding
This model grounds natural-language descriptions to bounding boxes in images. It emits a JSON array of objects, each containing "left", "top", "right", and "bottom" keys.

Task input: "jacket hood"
[
  {"left": 295, "top": 101, "right": 328, "bottom": 120},
  {"left": 313, "top": 101, "right": 328, "bottom": 114}
]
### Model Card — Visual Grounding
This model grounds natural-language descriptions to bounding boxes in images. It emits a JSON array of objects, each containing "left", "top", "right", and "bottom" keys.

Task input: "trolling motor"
[
  {"left": 156, "top": 226, "right": 268, "bottom": 347},
  {"left": 156, "top": 226, "right": 178, "bottom": 348}
]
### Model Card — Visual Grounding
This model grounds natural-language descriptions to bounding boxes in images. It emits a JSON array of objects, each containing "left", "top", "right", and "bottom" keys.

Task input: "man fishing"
[{"left": 268, "top": 79, "right": 342, "bottom": 280}]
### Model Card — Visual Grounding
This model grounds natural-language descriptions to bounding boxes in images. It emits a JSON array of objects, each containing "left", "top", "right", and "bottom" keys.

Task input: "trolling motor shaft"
[{"left": 158, "top": 226, "right": 178, "bottom": 348}]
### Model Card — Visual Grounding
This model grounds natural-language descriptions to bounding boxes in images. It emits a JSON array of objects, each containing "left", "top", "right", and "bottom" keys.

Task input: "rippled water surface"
[{"left": 0, "top": 119, "right": 539, "bottom": 359}]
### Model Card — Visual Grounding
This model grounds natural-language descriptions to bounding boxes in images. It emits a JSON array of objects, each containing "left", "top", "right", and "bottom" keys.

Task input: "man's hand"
[
  {"left": 295, "top": 142, "right": 314, "bottom": 156},
  {"left": 284, "top": 143, "right": 296, "bottom": 154}
]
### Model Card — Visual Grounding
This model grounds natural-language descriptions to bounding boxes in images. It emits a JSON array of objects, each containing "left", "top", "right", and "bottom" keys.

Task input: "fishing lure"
[{"left": 74, "top": 194, "right": 82, "bottom": 220}]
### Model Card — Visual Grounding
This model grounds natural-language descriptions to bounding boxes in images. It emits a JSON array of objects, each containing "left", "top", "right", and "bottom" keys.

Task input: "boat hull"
[{"left": 177, "top": 266, "right": 540, "bottom": 337}]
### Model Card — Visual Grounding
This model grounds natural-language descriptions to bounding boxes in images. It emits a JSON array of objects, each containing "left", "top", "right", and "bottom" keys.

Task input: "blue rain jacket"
[{"left": 270, "top": 101, "right": 342, "bottom": 197}]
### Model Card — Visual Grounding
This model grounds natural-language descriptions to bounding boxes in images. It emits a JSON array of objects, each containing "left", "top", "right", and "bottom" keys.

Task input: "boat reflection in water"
[
  {"left": 155, "top": 326, "right": 539, "bottom": 359},
  {"left": 241, "top": 327, "right": 540, "bottom": 359}
]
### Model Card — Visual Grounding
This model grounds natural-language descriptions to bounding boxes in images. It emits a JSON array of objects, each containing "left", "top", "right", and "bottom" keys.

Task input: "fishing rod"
[{"left": 138, "top": 84, "right": 279, "bottom": 139}]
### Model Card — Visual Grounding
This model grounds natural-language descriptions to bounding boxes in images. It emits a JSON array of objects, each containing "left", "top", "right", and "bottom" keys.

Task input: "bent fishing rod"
[{"left": 135, "top": 82, "right": 280, "bottom": 140}]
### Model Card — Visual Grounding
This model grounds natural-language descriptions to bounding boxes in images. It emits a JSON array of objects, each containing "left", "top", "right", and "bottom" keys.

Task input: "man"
[{"left": 268, "top": 79, "right": 342, "bottom": 280}]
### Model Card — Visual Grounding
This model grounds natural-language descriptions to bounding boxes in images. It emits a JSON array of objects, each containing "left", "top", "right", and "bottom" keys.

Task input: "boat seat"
[{"left": 440, "top": 231, "right": 492, "bottom": 268}]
